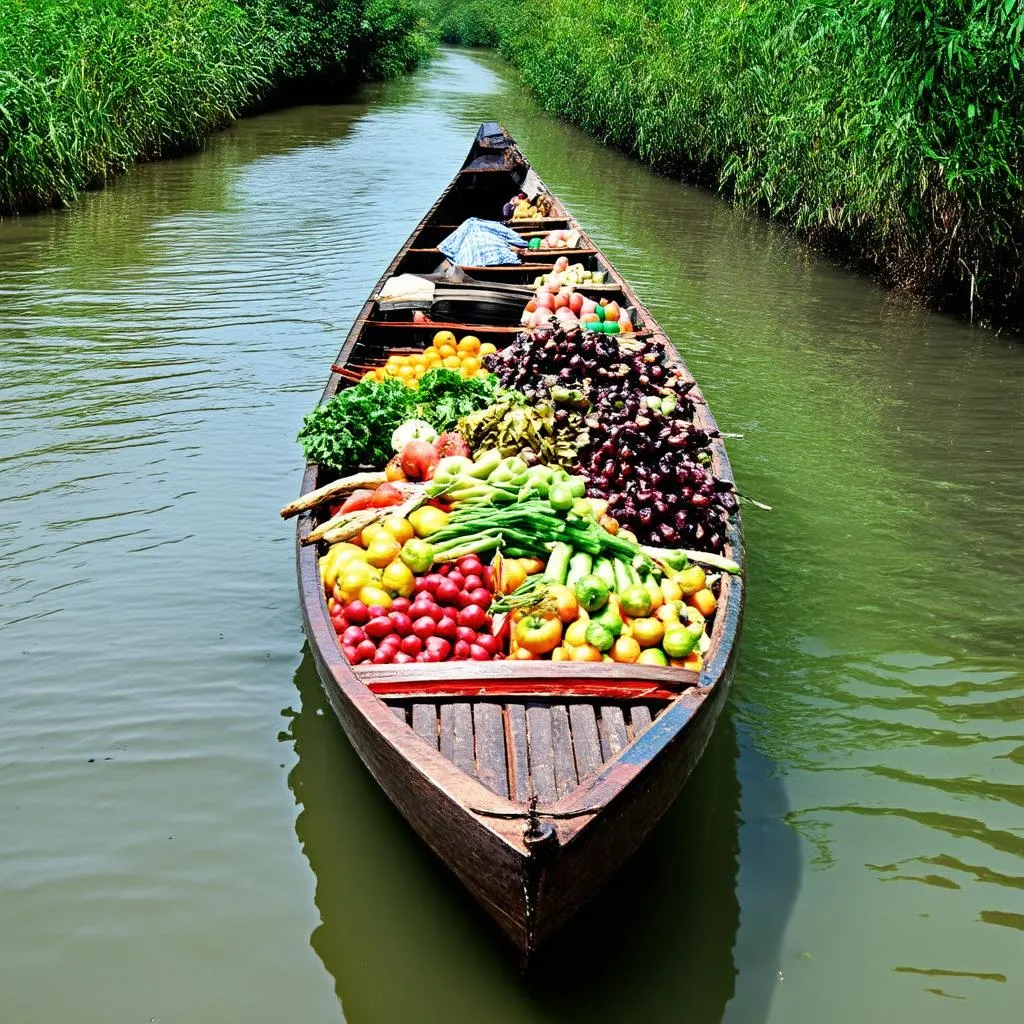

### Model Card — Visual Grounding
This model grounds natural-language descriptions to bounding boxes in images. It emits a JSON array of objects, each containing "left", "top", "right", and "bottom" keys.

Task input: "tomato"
[
  {"left": 637, "top": 648, "right": 669, "bottom": 666},
  {"left": 514, "top": 614, "right": 563, "bottom": 654},
  {"left": 619, "top": 584, "right": 653, "bottom": 618},
  {"left": 548, "top": 584, "right": 579, "bottom": 624},
  {"left": 551, "top": 647, "right": 571, "bottom": 661}
]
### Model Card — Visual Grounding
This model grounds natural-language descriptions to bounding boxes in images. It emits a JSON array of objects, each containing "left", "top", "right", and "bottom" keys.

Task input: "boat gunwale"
[{"left": 294, "top": 123, "right": 744, "bottom": 840}]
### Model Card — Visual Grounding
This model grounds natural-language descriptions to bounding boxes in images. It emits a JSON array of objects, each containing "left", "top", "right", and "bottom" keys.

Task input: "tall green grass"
[
  {"left": 437, "top": 0, "right": 1024, "bottom": 323},
  {"left": 0, "top": 0, "right": 431, "bottom": 216}
]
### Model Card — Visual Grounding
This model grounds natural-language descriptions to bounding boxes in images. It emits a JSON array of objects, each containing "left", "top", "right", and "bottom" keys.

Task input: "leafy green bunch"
[{"left": 297, "top": 368, "right": 499, "bottom": 472}]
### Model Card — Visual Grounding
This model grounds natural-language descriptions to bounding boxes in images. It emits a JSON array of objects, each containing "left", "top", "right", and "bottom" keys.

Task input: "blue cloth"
[{"left": 438, "top": 218, "right": 525, "bottom": 267}]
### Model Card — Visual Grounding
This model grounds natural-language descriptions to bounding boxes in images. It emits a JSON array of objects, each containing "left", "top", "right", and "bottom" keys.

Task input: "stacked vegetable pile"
[
  {"left": 295, "top": 325, "right": 738, "bottom": 670},
  {"left": 483, "top": 323, "right": 737, "bottom": 553}
]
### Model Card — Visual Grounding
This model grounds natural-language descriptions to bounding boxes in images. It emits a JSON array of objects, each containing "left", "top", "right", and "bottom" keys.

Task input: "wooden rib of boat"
[{"left": 293, "top": 123, "right": 744, "bottom": 957}]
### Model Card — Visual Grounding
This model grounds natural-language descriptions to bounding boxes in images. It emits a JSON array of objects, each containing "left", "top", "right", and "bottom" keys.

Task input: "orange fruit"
[
  {"left": 611, "top": 636, "right": 641, "bottom": 664},
  {"left": 457, "top": 334, "right": 481, "bottom": 354},
  {"left": 432, "top": 330, "right": 456, "bottom": 349},
  {"left": 689, "top": 589, "right": 718, "bottom": 617},
  {"left": 461, "top": 356, "right": 481, "bottom": 374}
]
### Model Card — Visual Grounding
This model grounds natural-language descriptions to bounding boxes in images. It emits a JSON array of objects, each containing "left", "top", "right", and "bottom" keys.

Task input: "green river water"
[{"left": 1, "top": 49, "right": 1022, "bottom": 1023}]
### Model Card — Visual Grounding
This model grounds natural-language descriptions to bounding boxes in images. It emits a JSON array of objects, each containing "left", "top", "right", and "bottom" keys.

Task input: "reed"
[
  {"left": 0, "top": 0, "right": 431, "bottom": 216},
  {"left": 435, "top": 0, "right": 1024, "bottom": 324}
]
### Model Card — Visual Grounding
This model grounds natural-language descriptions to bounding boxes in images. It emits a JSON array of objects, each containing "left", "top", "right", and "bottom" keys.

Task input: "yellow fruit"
[
  {"left": 443, "top": 355, "right": 462, "bottom": 370},
  {"left": 365, "top": 534, "right": 402, "bottom": 568},
  {"left": 631, "top": 617, "right": 665, "bottom": 648},
  {"left": 461, "top": 356, "right": 481, "bottom": 374},
  {"left": 359, "top": 523, "right": 388, "bottom": 548},
  {"left": 457, "top": 335, "right": 480, "bottom": 354},
  {"left": 338, "top": 563, "right": 381, "bottom": 601},
  {"left": 432, "top": 330, "right": 456, "bottom": 350},
  {"left": 423, "top": 347, "right": 441, "bottom": 363},
  {"left": 380, "top": 559, "right": 415, "bottom": 598},
  {"left": 478, "top": 342, "right": 497, "bottom": 357},
  {"left": 358, "top": 585, "right": 393, "bottom": 610},
  {"left": 474, "top": 368, "right": 491, "bottom": 380},
  {"left": 380, "top": 516, "right": 414, "bottom": 544},
  {"left": 655, "top": 601, "right": 682, "bottom": 624},
  {"left": 674, "top": 565, "right": 707, "bottom": 597},
  {"left": 611, "top": 636, "right": 641, "bottom": 663},
  {"left": 551, "top": 647, "right": 571, "bottom": 662},
  {"left": 437, "top": 343, "right": 457, "bottom": 359},
  {"left": 643, "top": 578, "right": 664, "bottom": 611},
  {"left": 407, "top": 505, "right": 449, "bottom": 537},
  {"left": 661, "top": 578, "right": 683, "bottom": 603},
  {"left": 564, "top": 619, "right": 590, "bottom": 647}
]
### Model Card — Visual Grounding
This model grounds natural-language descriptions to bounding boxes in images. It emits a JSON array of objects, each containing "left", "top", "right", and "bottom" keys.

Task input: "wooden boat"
[{"left": 292, "top": 123, "right": 744, "bottom": 957}]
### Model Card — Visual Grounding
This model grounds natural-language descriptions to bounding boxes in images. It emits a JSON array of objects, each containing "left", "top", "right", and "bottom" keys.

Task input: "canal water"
[{"left": 1, "top": 48, "right": 1021, "bottom": 1023}]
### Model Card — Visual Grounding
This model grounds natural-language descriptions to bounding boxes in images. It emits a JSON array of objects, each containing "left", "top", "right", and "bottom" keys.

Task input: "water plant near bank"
[
  {"left": 434, "top": 0, "right": 1024, "bottom": 325},
  {"left": 0, "top": 0, "right": 430, "bottom": 216}
]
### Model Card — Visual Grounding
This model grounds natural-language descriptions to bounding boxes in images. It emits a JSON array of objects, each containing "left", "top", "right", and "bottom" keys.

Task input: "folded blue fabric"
[{"left": 438, "top": 218, "right": 525, "bottom": 267}]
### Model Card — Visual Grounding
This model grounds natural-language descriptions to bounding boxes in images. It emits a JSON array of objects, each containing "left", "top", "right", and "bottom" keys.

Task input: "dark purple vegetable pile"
[{"left": 482, "top": 323, "right": 737, "bottom": 551}]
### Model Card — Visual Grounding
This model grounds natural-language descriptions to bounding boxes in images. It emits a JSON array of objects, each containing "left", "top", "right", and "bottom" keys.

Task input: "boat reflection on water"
[{"left": 282, "top": 643, "right": 746, "bottom": 1022}]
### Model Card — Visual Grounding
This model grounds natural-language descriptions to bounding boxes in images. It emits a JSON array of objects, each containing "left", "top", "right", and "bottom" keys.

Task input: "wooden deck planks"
[
  {"left": 505, "top": 704, "right": 531, "bottom": 802},
  {"left": 473, "top": 703, "right": 509, "bottom": 799},
  {"left": 549, "top": 705, "right": 578, "bottom": 798},
  {"left": 440, "top": 702, "right": 475, "bottom": 775},
  {"left": 526, "top": 704, "right": 557, "bottom": 802},
  {"left": 630, "top": 704, "right": 654, "bottom": 739},
  {"left": 599, "top": 706, "right": 630, "bottom": 762},
  {"left": 423, "top": 698, "right": 662, "bottom": 799},
  {"left": 568, "top": 703, "right": 603, "bottom": 780},
  {"left": 412, "top": 703, "right": 438, "bottom": 749}
]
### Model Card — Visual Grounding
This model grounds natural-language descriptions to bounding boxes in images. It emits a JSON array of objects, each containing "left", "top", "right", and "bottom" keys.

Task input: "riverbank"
[
  {"left": 0, "top": 0, "right": 430, "bottom": 217},
  {"left": 435, "top": 0, "right": 1023, "bottom": 327}
]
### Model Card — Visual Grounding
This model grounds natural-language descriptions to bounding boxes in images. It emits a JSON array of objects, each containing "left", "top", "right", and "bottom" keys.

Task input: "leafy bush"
[
  {"left": 438, "top": 0, "right": 1024, "bottom": 322},
  {"left": 427, "top": 0, "right": 504, "bottom": 46},
  {"left": 0, "top": 0, "right": 432, "bottom": 216}
]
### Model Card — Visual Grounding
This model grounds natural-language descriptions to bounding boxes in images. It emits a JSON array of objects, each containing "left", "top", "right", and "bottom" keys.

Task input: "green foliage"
[
  {"left": 426, "top": 0, "right": 505, "bottom": 46},
  {"left": 298, "top": 368, "right": 498, "bottom": 471},
  {"left": 442, "top": 0, "right": 1024, "bottom": 321},
  {"left": 0, "top": 0, "right": 432, "bottom": 216}
]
